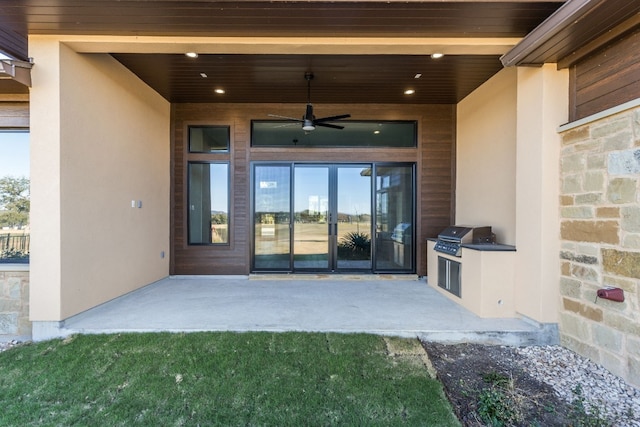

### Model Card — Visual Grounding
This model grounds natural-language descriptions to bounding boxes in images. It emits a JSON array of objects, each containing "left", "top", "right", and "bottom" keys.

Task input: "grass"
[{"left": 0, "top": 332, "right": 460, "bottom": 426}]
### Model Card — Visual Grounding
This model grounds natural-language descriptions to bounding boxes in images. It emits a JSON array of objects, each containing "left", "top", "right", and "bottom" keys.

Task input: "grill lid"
[
  {"left": 434, "top": 225, "right": 492, "bottom": 257},
  {"left": 437, "top": 226, "right": 474, "bottom": 243}
]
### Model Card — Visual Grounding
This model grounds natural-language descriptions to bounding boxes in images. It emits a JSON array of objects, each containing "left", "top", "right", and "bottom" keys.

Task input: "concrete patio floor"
[{"left": 58, "top": 275, "right": 558, "bottom": 346}]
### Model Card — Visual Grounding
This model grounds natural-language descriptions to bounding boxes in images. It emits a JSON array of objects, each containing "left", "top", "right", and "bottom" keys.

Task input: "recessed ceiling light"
[
  {"left": 431, "top": 53, "right": 444, "bottom": 59},
  {"left": 200, "top": 72, "right": 208, "bottom": 78},
  {"left": 404, "top": 89, "right": 415, "bottom": 95},
  {"left": 214, "top": 88, "right": 225, "bottom": 94},
  {"left": 374, "top": 130, "right": 381, "bottom": 135},
  {"left": 414, "top": 73, "right": 422, "bottom": 79},
  {"left": 185, "top": 52, "right": 198, "bottom": 58}
]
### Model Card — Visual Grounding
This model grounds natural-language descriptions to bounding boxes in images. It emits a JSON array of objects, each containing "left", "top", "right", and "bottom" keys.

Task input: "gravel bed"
[
  {"left": 515, "top": 345, "right": 640, "bottom": 427},
  {"left": 0, "top": 340, "right": 23, "bottom": 352}
]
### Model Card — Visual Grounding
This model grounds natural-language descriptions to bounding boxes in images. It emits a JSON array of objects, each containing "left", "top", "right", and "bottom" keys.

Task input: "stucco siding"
[
  {"left": 30, "top": 37, "right": 171, "bottom": 321},
  {"left": 456, "top": 66, "right": 517, "bottom": 245}
]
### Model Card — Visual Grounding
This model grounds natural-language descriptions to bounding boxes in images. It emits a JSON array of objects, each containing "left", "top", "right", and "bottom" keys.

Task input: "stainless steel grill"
[{"left": 433, "top": 225, "right": 492, "bottom": 257}]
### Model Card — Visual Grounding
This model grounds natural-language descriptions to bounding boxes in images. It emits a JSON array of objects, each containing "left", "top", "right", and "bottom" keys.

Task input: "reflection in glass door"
[
  {"left": 336, "top": 166, "right": 372, "bottom": 270},
  {"left": 374, "top": 165, "right": 414, "bottom": 271},
  {"left": 254, "top": 165, "right": 291, "bottom": 271},
  {"left": 252, "top": 163, "right": 414, "bottom": 273},
  {"left": 294, "top": 166, "right": 330, "bottom": 270}
]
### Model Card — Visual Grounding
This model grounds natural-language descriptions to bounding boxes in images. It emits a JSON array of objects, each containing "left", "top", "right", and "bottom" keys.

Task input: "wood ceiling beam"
[{"left": 58, "top": 36, "right": 521, "bottom": 56}]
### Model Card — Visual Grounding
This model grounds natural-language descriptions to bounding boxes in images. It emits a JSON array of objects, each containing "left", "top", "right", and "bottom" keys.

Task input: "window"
[
  {"left": 189, "top": 126, "right": 230, "bottom": 153},
  {"left": 186, "top": 124, "right": 231, "bottom": 245},
  {"left": 251, "top": 120, "right": 416, "bottom": 147},
  {"left": 188, "top": 162, "right": 229, "bottom": 245},
  {"left": 0, "top": 131, "right": 30, "bottom": 263}
]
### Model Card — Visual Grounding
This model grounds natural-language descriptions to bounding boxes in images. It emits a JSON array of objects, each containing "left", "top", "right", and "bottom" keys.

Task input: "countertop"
[
  {"left": 427, "top": 238, "right": 516, "bottom": 252},
  {"left": 462, "top": 243, "right": 516, "bottom": 252}
]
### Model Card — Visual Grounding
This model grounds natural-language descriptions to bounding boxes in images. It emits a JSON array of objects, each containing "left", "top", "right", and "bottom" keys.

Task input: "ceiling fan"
[{"left": 268, "top": 72, "right": 351, "bottom": 131}]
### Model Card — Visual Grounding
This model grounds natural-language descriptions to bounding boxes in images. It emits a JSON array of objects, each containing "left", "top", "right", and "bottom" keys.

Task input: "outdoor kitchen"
[{"left": 427, "top": 225, "right": 516, "bottom": 318}]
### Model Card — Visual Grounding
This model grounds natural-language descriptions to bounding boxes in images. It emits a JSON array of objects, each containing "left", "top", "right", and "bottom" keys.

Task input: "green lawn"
[{"left": 0, "top": 332, "right": 460, "bottom": 426}]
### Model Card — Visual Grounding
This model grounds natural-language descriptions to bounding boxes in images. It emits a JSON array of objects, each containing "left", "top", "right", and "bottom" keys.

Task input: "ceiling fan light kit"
[{"left": 268, "top": 72, "right": 350, "bottom": 132}]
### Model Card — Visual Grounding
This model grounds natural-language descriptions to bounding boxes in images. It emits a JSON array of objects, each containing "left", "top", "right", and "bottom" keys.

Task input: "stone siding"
[
  {"left": 0, "top": 267, "right": 30, "bottom": 339},
  {"left": 559, "top": 105, "right": 640, "bottom": 387}
]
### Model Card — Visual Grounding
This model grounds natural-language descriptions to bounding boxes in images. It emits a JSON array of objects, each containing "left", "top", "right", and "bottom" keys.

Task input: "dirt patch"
[{"left": 421, "top": 341, "right": 576, "bottom": 426}]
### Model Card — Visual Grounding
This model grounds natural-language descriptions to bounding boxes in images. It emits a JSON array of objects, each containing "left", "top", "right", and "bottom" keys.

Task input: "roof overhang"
[
  {"left": 0, "top": 59, "right": 32, "bottom": 87},
  {"left": 501, "top": 0, "right": 640, "bottom": 68},
  {"left": 0, "top": 0, "right": 565, "bottom": 102}
]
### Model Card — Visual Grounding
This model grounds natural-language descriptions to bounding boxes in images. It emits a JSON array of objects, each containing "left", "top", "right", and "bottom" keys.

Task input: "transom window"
[
  {"left": 189, "top": 125, "right": 230, "bottom": 153},
  {"left": 251, "top": 121, "right": 417, "bottom": 147}
]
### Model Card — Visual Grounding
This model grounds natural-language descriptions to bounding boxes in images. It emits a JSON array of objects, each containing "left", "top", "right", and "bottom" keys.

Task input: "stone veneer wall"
[
  {"left": 559, "top": 103, "right": 640, "bottom": 388},
  {"left": 0, "top": 267, "right": 30, "bottom": 339}
]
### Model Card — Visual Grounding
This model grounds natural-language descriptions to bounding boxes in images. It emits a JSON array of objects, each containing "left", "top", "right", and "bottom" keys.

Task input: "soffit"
[
  {"left": 112, "top": 53, "right": 508, "bottom": 104},
  {"left": 0, "top": 79, "right": 29, "bottom": 95},
  {"left": 0, "top": 1, "right": 564, "bottom": 103},
  {"left": 502, "top": 0, "right": 640, "bottom": 67}
]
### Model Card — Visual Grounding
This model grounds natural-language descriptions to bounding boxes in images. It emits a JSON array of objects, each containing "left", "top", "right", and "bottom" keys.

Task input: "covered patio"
[{"left": 53, "top": 276, "right": 557, "bottom": 346}]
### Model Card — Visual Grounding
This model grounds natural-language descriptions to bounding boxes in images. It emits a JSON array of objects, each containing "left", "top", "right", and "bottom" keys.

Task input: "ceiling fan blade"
[
  {"left": 268, "top": 74, "right": 350, "bottom": 132},
  {"left": 315, "top": 114, "right": 351, "bottom": 123},
  {"left": 273, "top": 122, "right": 299, "bottom": 128},
  {"left": 316, "top": 122, "right": 345, "bottom": 130},
  {"left": 267, "top": 114, "right": 302, "bottom": 122}
]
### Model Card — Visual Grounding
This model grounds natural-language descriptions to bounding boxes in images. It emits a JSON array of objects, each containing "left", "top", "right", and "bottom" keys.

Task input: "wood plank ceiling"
[{"left": 0, "top": 1, "right": 565, "bottom": 103}]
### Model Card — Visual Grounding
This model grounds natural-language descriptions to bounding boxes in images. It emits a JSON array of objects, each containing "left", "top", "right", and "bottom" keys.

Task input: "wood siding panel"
[
  {"left": 0, "top": 102, "right": 29, "bottom": 128},
  {"left": 172, "top": 103, "right": 454, "bottom": 276},
  {"left": 570, "top": 29, "right": 640, "bottom": 122}
]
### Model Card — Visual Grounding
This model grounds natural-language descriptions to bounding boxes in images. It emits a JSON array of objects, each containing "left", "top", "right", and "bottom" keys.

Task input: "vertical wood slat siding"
[
  {"left": 569, "top": 29, "right": 640, "bottom": 122},
  {"left": 171, "top": 103, "right": 454, "bottom": 276}
]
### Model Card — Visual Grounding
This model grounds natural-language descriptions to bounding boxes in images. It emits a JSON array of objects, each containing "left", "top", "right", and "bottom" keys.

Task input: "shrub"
[{"left": 337, "top": 232, "right": 371, "bottom": 260}]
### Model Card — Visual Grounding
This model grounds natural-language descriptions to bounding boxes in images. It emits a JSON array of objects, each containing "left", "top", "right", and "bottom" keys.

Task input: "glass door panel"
[
  {"left": 374, "top": 165, "right": 414, "bottom": 272},
  {"left": 254, "top": 165, "right": 291, "bottom": 271},
  {"left": 252, "top": 162, "right": 415, "bottom": 274},
  {"left": 294, "top": 166, "right": 330, "bottom": 270},
  {"left": 336, "top": 166, "right": 372, "bottom": 270}
]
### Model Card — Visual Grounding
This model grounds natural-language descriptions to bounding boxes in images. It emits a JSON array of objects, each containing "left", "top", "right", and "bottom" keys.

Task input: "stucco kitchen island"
[{"left": 427, "top": 239, "right": 517, "bottom": 318}]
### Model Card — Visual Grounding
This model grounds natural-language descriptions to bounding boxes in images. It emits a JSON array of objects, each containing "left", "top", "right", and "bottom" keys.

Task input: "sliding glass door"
[
  {"left": 253, "top": 165, "right": 291, "bottom": 270},
  {"left": 336, "top": 166, "right": 372, "bottom": 270},
  {"left": 293, "top": 166, "right": 330, "bottom": 270},
  {"left": 374, "top": 165, "right": 414, "bottom": 271},
  {"left": 252, "top": 163, "right": 413, "bottom": 273}
]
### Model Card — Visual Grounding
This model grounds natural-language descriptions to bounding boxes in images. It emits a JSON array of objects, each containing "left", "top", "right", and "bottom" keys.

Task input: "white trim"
[{"left": 558, "top": 98, "right": 640, "bottom": 132}]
